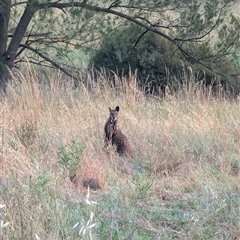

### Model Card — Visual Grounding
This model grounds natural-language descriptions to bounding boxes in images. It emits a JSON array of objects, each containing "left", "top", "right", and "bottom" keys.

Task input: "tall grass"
[{"left": 0, "top": 66, "right": 239, "bottom": 239}]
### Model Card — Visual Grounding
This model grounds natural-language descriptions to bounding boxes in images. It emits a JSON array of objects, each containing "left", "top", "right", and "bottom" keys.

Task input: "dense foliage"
[
  {"left": 0, "top": 1, "right": 240, "bottom": 95},
  {"left": 90, "top": 23, "right": 240, "bottom": 93},
  {"left": 90, "top": 24, "right": 181, "bottom": 90}
]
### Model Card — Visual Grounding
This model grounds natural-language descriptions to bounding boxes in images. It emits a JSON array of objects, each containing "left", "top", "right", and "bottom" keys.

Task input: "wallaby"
[{"left": 104, "top": 106, "right": 132, "bottom": 156}]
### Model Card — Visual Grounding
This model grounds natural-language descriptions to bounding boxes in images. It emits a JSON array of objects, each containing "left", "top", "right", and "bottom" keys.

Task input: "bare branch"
[
  {"left": 11, "top": 1, "right": 28, "bottom": 7},
  {"left": 109, "top": 0, "right": 121, "bottom": 9},
  {"left": 6, "top": 0, "right": 37, "bottom": 71},
  {"left": 173, "top": 2, "right": 228, "bottom": 43},
  {"left": 20, "top": 43, "right": 79, "bottom": 81},
  {"left": 133, "top": 29, "right": 148, "bottom": 48}
]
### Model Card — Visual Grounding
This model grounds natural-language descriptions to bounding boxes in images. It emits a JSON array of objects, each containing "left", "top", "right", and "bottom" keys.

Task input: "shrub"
[
  {"left": 90, "top": 23, "right": 182, "bottom": 91},
  {"left": 58, "top": 140, "right": 85, "bottom": 183},
  {"left": 89, "top": 23, "right": 240, "bottom": 94}
]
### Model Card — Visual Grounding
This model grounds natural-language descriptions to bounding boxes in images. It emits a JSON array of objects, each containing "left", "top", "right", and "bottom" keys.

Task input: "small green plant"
[
  {"left": 58, "top": 140, "right": 85, "bottom": 182},
  {"left": 134, "top": 173, "right": 153, "bottom": 199},
  {"left": 34, "top": 175, "right": 50, "bottom": 194},
  {"left": 29, "top": 175, "right": 51, "bottom": 203}
]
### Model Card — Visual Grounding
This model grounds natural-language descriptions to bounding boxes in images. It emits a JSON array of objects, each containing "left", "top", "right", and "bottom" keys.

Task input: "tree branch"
[
  {"left": 11, "top": 1, "right": 28, "bottom": 7},
  {"left": 85, "top": 4, "right": 230, "bottom": 78},
  {"left": 173, "top": 2, "right": 228, "bottom": 43},
  {"left": 134, "top": 29, "right": 149, "bottom": 48},
  {"left": 36, "top": 1, "right": 231, "bottom": 78},
  {"left": 6, "top": 0, "right": 36, "bottom": 69},
  {"left": 20, "top": 44, "right": 79, "bottom": 81}
]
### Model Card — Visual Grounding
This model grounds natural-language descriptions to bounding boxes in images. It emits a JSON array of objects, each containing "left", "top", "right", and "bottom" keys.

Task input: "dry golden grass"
[
  {"left": 1, "top": 66, "right": 240, "bottom": 191},
  {"left": 0, "top": 66, "right": 239, "bottom": 239},
  {"left": 1, "top": 68, "right": 142, "bottom": 194}
]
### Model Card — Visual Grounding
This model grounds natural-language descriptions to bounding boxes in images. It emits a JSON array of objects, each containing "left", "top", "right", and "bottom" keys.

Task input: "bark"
[
  {"left": 0, "top": 0, "right": 36, "bottom": 96},
  {"left": 0, "top": 0, "right": 11, "bottom": 96}
]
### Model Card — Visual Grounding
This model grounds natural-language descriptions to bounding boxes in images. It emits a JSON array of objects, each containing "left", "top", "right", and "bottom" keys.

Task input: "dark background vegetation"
[
  {"left": 1, "top": 1, "right": 240, "bottom": 96},
  {"left": 90, "top": 23, "right": 240, "bottom": 94}
]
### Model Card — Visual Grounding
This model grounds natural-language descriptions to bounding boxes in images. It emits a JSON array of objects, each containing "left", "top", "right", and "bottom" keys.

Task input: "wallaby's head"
[{"left": 109, "top": 106, "right": 120, "bottom": 124}]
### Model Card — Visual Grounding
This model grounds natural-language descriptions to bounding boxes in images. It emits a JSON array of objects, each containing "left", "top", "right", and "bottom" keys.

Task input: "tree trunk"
[
  {"left": 0, "top": 0, "right": 11, "bottom": 96},
  {"left": 0, "top": 0, "right": 35, "bottom": 96},
  {"left": 0, "top": 67, "right": 10, "bottom": 97}
]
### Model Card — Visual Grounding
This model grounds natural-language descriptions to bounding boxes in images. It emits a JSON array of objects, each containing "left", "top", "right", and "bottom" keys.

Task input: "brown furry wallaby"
[{"left": 104, "top": 106, "right": 132, "bottom": 156}]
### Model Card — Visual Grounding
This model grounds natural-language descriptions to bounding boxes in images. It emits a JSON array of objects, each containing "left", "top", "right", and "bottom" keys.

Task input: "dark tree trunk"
[
  {"left": 0, "top": 67, "right": 10, "bottom": 97},
  {"left": 0, "top": 0, "right": 35, "bottom": 96},
  {"left": 0, "top": 0, "right": 11, "bottom": 96}
]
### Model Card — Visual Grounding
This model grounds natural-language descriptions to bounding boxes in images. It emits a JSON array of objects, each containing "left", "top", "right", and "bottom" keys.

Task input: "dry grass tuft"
[{"left": 76, "top": 153, "right": 107, "bottom": 189}]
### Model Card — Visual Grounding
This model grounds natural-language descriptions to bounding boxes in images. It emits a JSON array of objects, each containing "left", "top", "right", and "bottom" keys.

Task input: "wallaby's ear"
[
  {"left": 115, "top": 106, "right": 120, "bottom": 112},
  {"left": 109, "top": 107, "right": 112, "bottom": 112}
]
